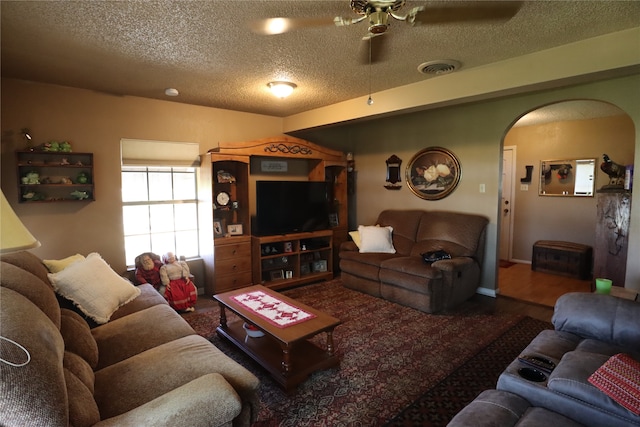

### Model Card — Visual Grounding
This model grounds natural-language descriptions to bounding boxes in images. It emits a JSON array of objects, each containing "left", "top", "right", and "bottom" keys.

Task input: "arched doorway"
[{"left": 497, "top": 99, "right": 635, "bottom": 306}]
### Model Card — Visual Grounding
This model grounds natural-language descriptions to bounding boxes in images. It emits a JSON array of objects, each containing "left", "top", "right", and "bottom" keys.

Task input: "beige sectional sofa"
[
  {"left": 0, "top": 251, "right": 259, "bottom": 427},
  {"left": 339, "top": 209, "right": 489, "bottom": 313}
]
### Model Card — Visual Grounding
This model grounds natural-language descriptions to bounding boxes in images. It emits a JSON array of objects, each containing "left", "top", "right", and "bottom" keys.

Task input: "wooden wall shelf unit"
[
  {"left": 204, "top": 136, "right": 347, "bottom": 295},
  {"left": 16, "top": 150, "right": 94, "bottom": 203},
  {"left": 252, "top": 230, "right": 333, "bottom": 290}
]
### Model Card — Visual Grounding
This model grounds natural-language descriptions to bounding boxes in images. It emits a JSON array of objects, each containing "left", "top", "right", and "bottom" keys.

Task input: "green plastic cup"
[{"left": 595, "top": 278, "right": 613, "bottom": 294}]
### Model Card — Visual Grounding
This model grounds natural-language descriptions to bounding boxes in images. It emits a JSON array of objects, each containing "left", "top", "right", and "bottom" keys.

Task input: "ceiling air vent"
[{"left": 417, "top": 60, "right": 461, "bottom": 75}]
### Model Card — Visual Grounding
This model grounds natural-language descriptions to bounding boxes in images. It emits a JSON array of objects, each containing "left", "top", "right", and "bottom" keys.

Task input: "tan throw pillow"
[
  {"left": 43, "top": 254, "right": 85, "bottom": 273},
  {"left": 358, "top": 225, "right": 396, "bottom": 253},
  {"left": 348, "top": 230, "right": 361, "bottom": 249},
  {"left": 48, "top": 253, "right": 140, "bottom": 324}
]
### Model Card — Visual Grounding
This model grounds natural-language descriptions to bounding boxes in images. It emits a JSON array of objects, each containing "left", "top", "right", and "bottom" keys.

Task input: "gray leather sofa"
[
  {"left": 449, "top": 292, "right": 640, "bottom": 427},
  {"left": 339, "top": 209, "right": 488, "bottom": 313}
]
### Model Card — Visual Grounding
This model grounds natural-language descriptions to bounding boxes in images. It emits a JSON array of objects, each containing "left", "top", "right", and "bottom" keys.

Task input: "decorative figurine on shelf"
[
  {"left": 22, "top": 191, "right": 45, "bottom": 201},
  {"left": 160, "top": 252, "right": 197, "bottom": 313},
  {"left": 21, "top": 171, "right": 40, "bottom": 184},
  {"left": 70, "top": 190, "right": 89, "bottom": 200},
  {"left": 134, "top": 252, "right": 163, "bottom": 291},
  {"left": 37, "top": 140, "right": 72, "bottom": 152},
  {"left": 216, "top": 170, "right": 236, "bottom": 183},
  {"left": 76, "top": 172, "right": 89, "bottom": 184},
  {"left": 600, "top": 153, "right": 626, "bottom": 189}
]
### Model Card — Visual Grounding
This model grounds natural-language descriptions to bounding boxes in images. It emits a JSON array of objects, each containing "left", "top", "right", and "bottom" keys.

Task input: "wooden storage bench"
[{"left": 532, "top": 240, "right": 592, "bottom": 280}]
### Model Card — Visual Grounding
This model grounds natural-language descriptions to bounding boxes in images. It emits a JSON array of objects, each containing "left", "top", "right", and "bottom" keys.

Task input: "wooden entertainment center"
[{"left": 204, "top": 136, "right": 348, "bottom": 295}]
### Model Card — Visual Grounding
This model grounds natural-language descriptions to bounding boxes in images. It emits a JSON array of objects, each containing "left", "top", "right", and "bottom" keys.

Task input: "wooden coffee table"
[{"left": 214, "top": 284, "right": 340, "bottom": 391}]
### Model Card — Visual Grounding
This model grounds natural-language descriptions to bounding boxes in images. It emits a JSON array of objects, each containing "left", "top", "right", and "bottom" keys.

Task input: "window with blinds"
[{"left": 120, "top": 139, "right": 201, "bottom": 266}]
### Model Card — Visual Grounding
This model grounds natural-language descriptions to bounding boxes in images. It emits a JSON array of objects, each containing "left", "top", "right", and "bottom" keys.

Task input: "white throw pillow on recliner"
[
  {"left": 357, "top": 225, "right": 396, "bottom": 253},
  {"left": 48, "top": 252, "right": 140, "bottom": 324}
]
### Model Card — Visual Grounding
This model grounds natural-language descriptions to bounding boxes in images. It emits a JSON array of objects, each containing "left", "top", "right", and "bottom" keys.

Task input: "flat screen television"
[{"left": 255, "top": 180, "right": 331, "bottom": 236}]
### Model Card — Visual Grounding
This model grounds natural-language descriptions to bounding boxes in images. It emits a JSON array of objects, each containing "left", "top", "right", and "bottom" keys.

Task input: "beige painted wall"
[
  {"left": 1, "top": 78, "right": 283, "bottom": 276},
  {"left": 505, "top": 114, "right": 635, "bottom": 261},
  {"left": 295, "top": 74, "right": 640, "bottom": 293},
  {"left": 2, "top": 74, "right": 639, "bottom": 293}
]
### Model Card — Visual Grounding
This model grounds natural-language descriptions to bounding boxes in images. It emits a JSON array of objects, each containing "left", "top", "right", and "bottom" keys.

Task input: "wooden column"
[{"left": 593, "top": 191, "right": 632, "bottom": 288}]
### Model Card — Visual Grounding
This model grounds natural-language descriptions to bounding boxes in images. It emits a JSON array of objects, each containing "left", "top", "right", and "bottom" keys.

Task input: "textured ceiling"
[{"left": 2, "top": 1, "right": 640, "bottom": 118}]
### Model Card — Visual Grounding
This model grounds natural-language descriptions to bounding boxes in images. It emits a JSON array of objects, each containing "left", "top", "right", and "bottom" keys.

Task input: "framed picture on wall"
[{"left": 406, "top": 146, "right": 461, "bottom": 200}]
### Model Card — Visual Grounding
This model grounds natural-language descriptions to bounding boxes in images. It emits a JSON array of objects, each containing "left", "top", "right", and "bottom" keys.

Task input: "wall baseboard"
[{"left": 476, "top": 287, "right": 497, "bottom": 298}]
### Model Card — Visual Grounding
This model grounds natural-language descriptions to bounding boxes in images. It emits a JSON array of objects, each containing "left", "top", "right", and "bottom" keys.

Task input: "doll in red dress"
[{"left": 160, "top": 252, "right": 197, "bottom": 312}]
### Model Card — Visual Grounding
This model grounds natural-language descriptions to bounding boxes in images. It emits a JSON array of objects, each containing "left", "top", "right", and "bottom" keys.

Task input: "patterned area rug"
[{"left": 183, "top": 279, "right": 551, "bottom": 426}]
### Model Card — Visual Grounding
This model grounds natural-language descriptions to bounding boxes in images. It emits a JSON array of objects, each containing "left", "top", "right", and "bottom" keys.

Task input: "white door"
[{"left": 500, "top": 147, "right": 515, "bottom": 261}]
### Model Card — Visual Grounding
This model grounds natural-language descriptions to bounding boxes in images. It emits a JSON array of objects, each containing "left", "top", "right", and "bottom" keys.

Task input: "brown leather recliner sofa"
[{"left": 339, "top": 209, "right": 489, "bottom": 313}]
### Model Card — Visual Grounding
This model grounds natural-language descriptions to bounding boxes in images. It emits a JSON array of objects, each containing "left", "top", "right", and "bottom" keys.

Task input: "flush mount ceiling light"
[
  {"left": 267, "top": 81, "right": 297, "bottom": 98},
  {"left": 164, "top": 88, "right": 179, "bottom": 96}
]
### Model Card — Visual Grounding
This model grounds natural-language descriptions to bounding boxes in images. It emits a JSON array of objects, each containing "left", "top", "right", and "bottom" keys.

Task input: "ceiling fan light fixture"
[
  {"left": 368, "top": 11, "right": 389, "bottom": 34},
  {"left": 417, "top": 60, "right": 461, "bottom": 75},
  {"left": 268, "top": 81, "right": 297, "bottom": 98}
]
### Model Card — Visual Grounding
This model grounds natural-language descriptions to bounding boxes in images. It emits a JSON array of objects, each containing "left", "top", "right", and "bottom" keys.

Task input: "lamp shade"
[{"left": 1, "top": 191, "right": 40, "bottom": 254}]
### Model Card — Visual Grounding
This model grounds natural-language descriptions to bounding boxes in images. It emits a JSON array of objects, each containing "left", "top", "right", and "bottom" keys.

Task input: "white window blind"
[{"left": 121, "top": 139, "right": 201, "bottom": 167}]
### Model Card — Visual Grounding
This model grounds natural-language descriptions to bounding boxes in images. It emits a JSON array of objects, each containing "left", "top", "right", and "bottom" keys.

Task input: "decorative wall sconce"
[
  {"left": 384, "top": 155, "right": 402, "bottom": 190},
  {"left": 521, "top": 165, "right": 533, "bottom": 183}
]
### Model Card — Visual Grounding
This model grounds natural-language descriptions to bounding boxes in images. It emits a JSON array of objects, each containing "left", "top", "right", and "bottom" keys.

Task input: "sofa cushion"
[
  {"left": 553, "top": 293, "right": 640, "bottom": 353},
  {"left": 411, "top": 239, "right": 473, "bottom": 259},
  {"left": 380, "top": 256, "right": 441, "bottom": 280},
  {"left": 91, "top": 303, "right": 196, "bottom": 370},
  {"left": 93, "top": 374, "right": 242, "bottom": 427},
  {"left": 1, "top": 260, "right": 61, "bottom": 328},
  {"left": 64, "top": 368, "right": 100, "bottom": 427},
  {"left": 48, "top": 252, "right": 141, "bottom": 324},
  {"left": 108, "top": 283, "right": 168, "bottom": 321},
  {"left": 64, "top": 351, "right": 95, "bottom": 393},
  {"left": 357, "top": 225, "right": 396, "bottom": 253},
  {"left": 415, "top": 211, "right": 488, "bottom": 257},
  {"left": 43, "top": 253, "right": 85, "bottom": 273},
  {"left": 447, "top": 389, "right": 585, "bottom": 427},
  {"left": 94, "top": 334, "right": 260, "bottom": 420},
  {"left": 0, "top": 288, "right": 68, "bottom": 427},
  {"left": 60, "top": 308, "right": 99, "bottom": 369},
  {"left": 576, "top": 338, "right": 638, "bottom": 360},
  {"left": 376, "top": 210, "right": 425, "bottom": 255},
  {"left": 548, "top": 351, "right": 629, "bottom": 418},
  {"left": 0, "top": 250, "right": 51, "bottom": 284}
]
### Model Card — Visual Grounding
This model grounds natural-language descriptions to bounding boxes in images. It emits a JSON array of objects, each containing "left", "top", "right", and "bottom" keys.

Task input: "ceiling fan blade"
[
  {"left": 414, "top": 1, "right": 523, "bottom": 25},
  {"left": 359, "top": 34, "right": 388, "bottom": 65},
  {"left": 334, "top": 15, "right": 367, "bottom": 27},
  {"left": 249, "top": 17, "right": 335, "bottom": 35}
]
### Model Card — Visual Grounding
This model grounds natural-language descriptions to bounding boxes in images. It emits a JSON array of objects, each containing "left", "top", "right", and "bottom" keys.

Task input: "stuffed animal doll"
[
  {"left": 134, "top": 252, "right": 163, "bottom": 291},
  {"left": 160, "top": 252, "right": 197, "bottom": 312}
]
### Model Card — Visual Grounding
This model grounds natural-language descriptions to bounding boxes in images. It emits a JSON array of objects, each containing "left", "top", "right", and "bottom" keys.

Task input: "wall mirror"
[{"left": 539, "top": 158, "right": 596, "bottom": 196}]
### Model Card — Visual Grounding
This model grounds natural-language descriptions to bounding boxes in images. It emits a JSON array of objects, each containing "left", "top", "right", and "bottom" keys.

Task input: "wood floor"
[{"left": 498, "top": 262, "right": 592, "bottom": 306}]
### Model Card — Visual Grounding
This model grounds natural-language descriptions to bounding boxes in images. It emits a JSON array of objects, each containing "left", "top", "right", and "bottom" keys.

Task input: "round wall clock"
[{"left": 216, "top": 191, "right": 230, "bottom": 207}]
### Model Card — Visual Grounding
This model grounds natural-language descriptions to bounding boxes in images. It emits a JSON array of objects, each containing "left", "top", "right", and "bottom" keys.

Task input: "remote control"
[{"left": 518, "top": 355, "right": 556, "bottom": 373}]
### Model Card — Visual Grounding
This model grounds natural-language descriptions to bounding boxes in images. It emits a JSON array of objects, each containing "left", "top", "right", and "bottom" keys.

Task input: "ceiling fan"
[{"left": 251, "top": 1, "right": 522, "bottom": 62}]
